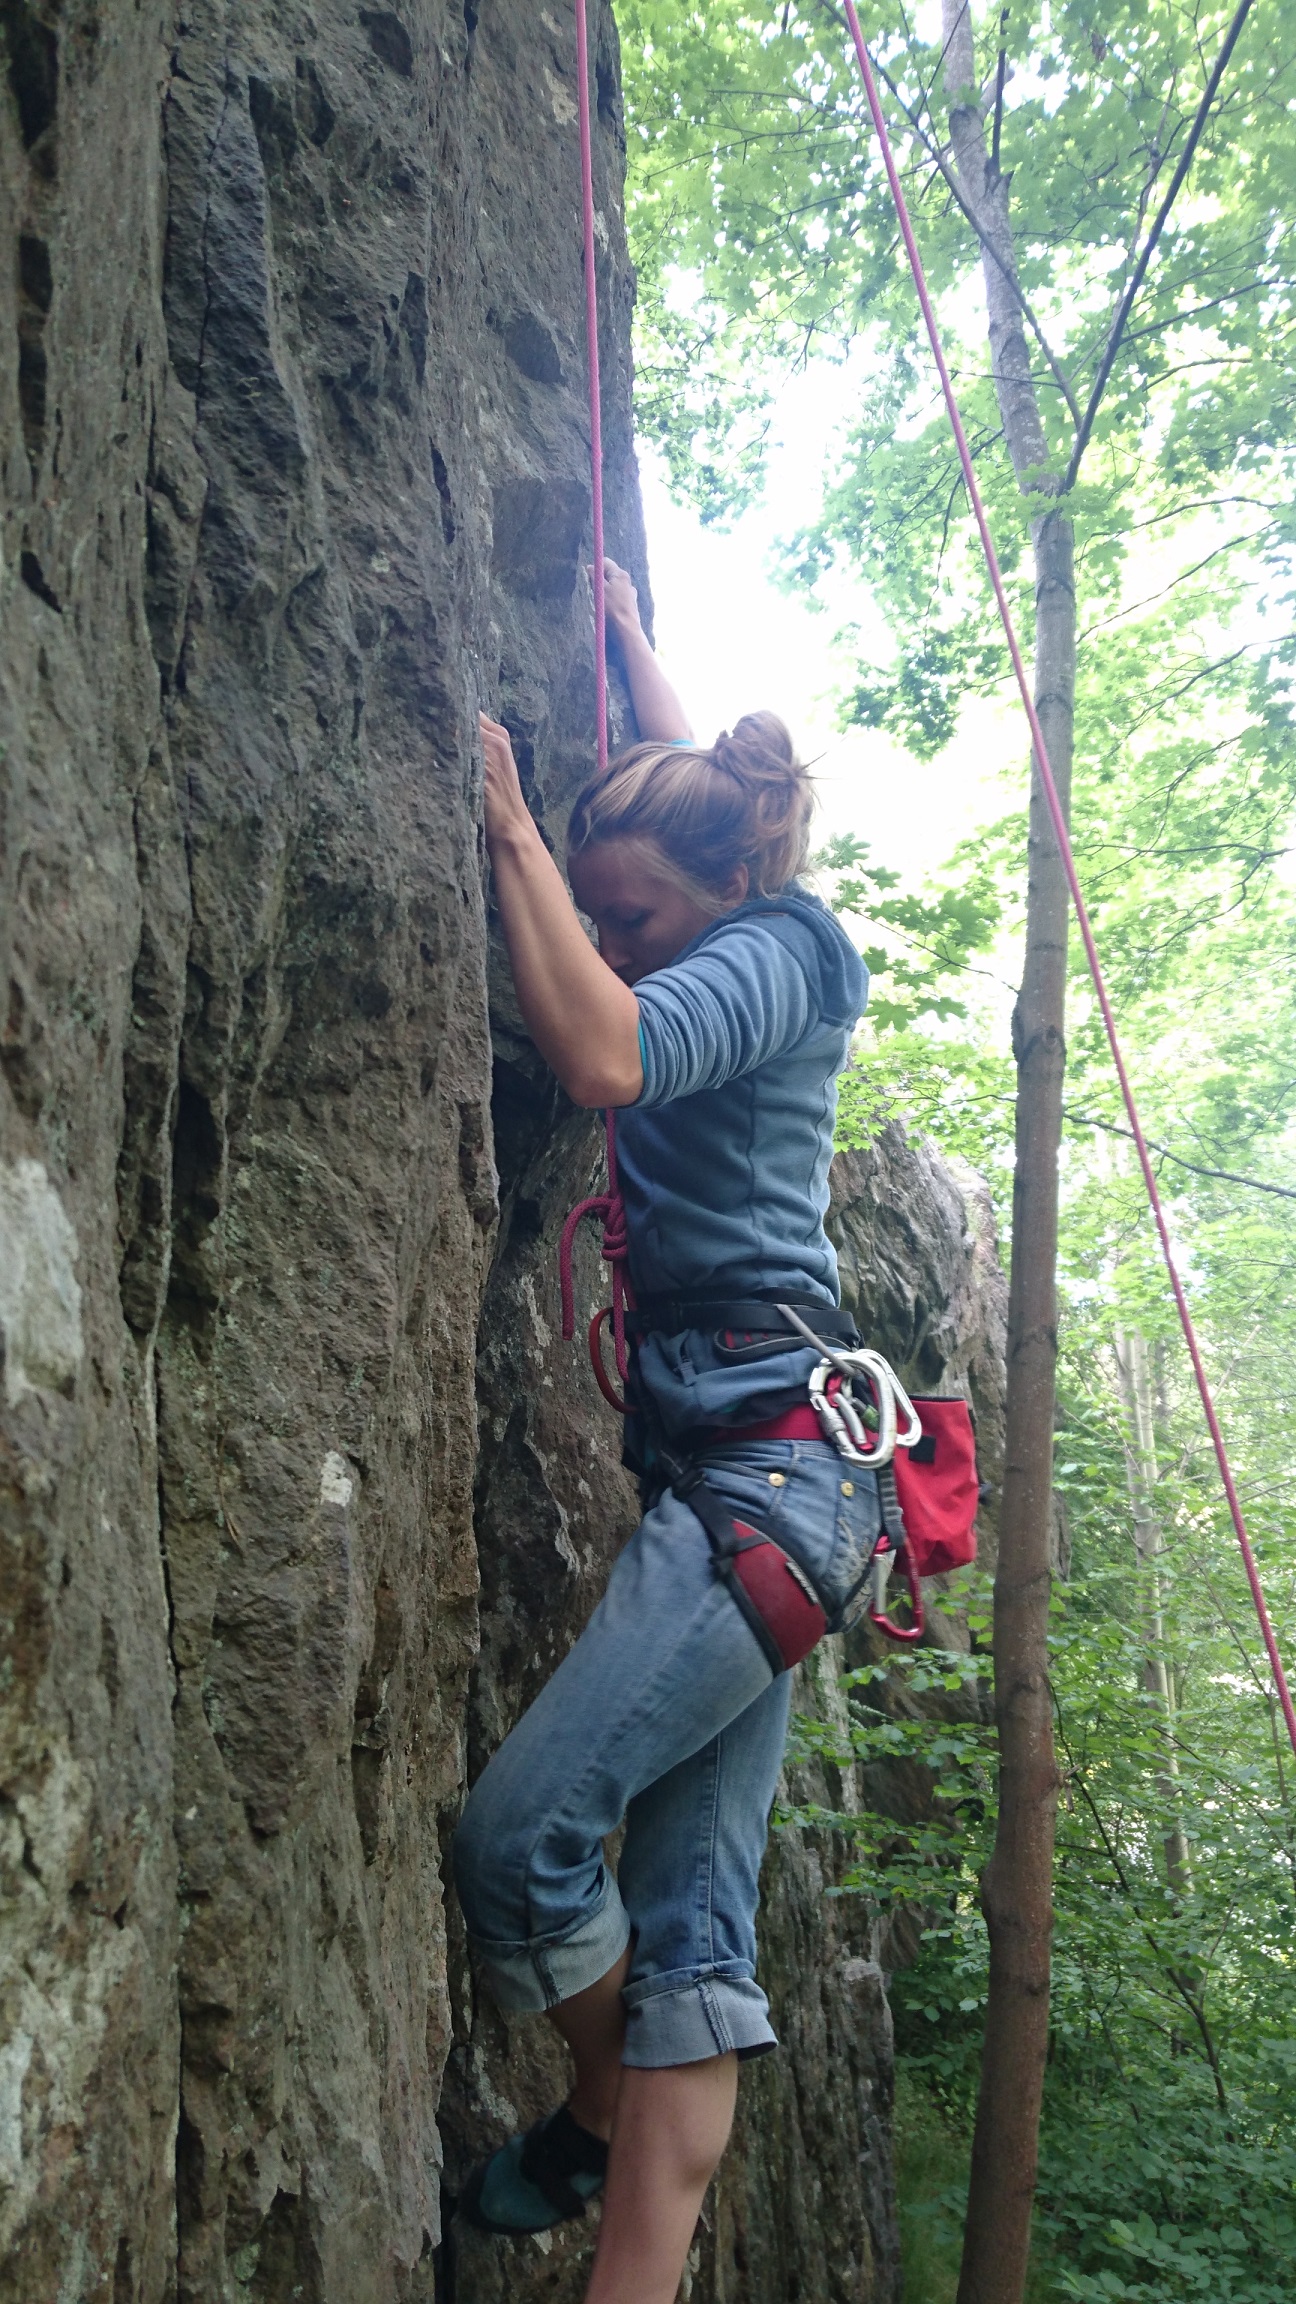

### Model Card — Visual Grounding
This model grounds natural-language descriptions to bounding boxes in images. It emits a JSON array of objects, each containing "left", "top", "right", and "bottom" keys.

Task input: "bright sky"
[{"left": 636, "top": 357, "right": 1024, "bottom": 893}]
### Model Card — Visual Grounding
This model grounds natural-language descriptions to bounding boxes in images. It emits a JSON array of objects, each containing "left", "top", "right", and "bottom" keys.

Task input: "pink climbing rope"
[
  {"left": 565, "top": 0, "right": 628, "bottom": 1408},
  {"left": 840, "top": 2, "right": 1296, "bottom": 1758},
  {"left": 574, "top": 0, "right": 609, "bottom": 774},
  {"left": 559, "top": 1108, "right": 634, "bottom": 1409}
]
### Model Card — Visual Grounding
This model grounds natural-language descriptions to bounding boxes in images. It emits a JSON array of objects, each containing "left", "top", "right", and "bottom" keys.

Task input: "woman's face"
[{"left": 568, "top": 838, "right": 748, "bottom": 985}]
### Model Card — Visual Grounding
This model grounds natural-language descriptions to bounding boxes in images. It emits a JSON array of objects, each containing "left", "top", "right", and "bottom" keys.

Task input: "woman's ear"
[{"left": 721, "top": 863, "right": 750, "bottom": 909}]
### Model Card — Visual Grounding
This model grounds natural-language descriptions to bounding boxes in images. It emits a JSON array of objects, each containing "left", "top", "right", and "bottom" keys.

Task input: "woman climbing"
[{"left": 453, "top": 558, "right": 877, "bottom": 2303}]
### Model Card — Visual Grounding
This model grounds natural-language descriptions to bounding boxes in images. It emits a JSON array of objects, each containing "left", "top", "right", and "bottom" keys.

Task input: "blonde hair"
[{"left": 567, "top": 712, "right": 813, "bottom": 910}]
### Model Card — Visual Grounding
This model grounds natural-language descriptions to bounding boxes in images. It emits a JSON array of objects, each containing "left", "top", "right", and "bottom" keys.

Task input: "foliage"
[
  {"left": 814, "top": 828, "right": 1004, "bottom": 1028},
  {"left": 813, "top": 650, "right": 1296, "bottom": 2289},
  {"left": 890, "top": 2066, "right": 975, "bottom": 2303},
  {"left": 618, "top": 2, "right": 1296, "bottom": 2286},
  {"left": 788, "top": 1519, "right": 1296, "bottom": 2294},
  {"left": 621, "top": 0, "right": 1296, "bottom": 625}
]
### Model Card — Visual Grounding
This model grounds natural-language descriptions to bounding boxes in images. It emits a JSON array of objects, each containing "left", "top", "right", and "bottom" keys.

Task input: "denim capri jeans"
[{"left": 453, "top": 1438, "right": 882, "bottom": 2068}]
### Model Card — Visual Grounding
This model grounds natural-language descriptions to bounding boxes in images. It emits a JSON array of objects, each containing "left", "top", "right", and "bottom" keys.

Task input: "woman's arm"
[
  {"left": 480, "top": 714, "right": 644, "bottom": 1108},
  {"left": 602, "top": 560, "right": 694, "bottom": 743}
]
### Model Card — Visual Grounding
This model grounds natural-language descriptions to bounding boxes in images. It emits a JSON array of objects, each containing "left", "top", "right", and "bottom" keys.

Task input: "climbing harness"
[
  {"left": 556, "top": 1113, "right": 982, "bottom": 1649},
  {"left": 565, "top": 2, "right": 1294, "bottom": 1739},
  {"left": 560, "top": 1161, "right": 980, "bottom": 1649},
  {"left": 670, "top": 1322, "right": 979, "bottom": 1655}
]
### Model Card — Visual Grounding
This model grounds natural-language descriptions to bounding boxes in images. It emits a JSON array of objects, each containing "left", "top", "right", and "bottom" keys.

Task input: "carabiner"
[
  {"left": 781, "top": 1307, "right": 923, "bottom": 1472},
  {"left": 867, "top": 1535, "right": 924, "bottom": 1644},
  {"left": 808, "top": 1359, "right": 895, "bottom": 1465}
]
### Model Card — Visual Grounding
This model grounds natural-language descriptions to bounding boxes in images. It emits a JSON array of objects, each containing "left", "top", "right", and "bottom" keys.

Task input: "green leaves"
[
  {"left": 618, "top": 10, "right": 1296, "bottom": 2287},
  {"left": 839, "top": 621, "right": 1010, "bottom": 760},
  {"left": 868, "top": 1541, "right": 1296, "bottom": 2297},
  {"left": 815, "top": 829, "right": 1004, "bottom": 1028},
  {"left": 623, "top": 0, "right": 1296, "bottom": 704}
]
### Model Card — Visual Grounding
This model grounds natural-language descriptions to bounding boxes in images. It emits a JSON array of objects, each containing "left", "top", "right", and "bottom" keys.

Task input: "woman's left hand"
[
  {"left": 477, "top": 716, "right": 642, "bottom": 1106},
  {"left": 480, "top": 713, "right": 532, "bottom": 850}
]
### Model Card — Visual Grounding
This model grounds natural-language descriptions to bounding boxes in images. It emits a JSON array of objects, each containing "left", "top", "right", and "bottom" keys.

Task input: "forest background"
[{"left": 616, "top": 3, "right": 1296, "bottom": 2297}]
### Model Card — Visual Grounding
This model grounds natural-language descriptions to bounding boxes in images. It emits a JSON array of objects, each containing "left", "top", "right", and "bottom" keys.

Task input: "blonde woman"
[{"left": 454, "top": 561, "right": 875, "bottom": 2303}]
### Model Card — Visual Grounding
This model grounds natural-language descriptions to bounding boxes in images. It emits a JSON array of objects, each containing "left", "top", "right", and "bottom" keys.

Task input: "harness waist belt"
[
  {"left": 624, "top": 1296, "right": 859, "bottom": 1341},
  {"left": 706, "top": 1406, "right": 827, "bottom": 1447}
]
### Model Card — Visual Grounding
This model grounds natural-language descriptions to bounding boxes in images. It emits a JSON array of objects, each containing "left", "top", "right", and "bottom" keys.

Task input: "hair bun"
[
  {"left": 713, "top": 713, "right": 796, "bottom": 783},
  {"left": 567, "top": 708, "right": 814, "bottom": 905}
]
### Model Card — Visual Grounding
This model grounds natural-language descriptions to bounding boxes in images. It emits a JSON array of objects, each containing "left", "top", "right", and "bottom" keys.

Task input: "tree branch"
[
  {"left": 866, "top": 47, "right": 1083, "bottom": 430},
  {"left": 1062, "top": 0, "right": 1257, "bottom": 490},
  {"left": 812, "top": 0, "right": 1081, "bottom": 428},
  {"left": 1061, "top": 1107, "right": 1296, "bottom": 1203},
  {"left": 990, "top": 7, "right": 1009, "bottom": 176}
]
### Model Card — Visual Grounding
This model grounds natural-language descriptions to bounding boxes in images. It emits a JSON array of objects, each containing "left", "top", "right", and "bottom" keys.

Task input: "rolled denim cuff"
[
  {"left": 621, "top": 1966, "right": 778, "bottom": 2067},
  {"left": 470, "top": 1878, "right": 632, "bottom": 2014}
]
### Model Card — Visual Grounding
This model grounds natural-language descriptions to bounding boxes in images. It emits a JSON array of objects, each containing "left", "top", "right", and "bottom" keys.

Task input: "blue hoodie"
[{"left": 614, "top": 884, "right": 868, "bottom": 1436}]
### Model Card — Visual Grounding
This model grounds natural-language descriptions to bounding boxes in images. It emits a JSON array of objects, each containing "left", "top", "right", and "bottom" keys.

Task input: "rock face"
[
  {"left": 1, "top": 1, "right": 641, "bottom": 2293},
  {"left": 0, "top": 2, "right": 1007, "bottom": 2299}
]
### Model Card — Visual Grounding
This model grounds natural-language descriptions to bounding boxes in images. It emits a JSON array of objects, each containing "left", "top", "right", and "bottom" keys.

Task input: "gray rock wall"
[
  {"left": 0, "top": 2, "right": 1007, "bottom": 2298},
  {"left": 1, "top": 1, "right": 641, "bottom": 2294}
]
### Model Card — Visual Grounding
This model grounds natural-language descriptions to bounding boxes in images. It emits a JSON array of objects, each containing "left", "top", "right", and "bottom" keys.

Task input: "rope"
[
  {"left": 840, "top": 1, "right": 1296, "bottom": 1760},
  {"left": 559, "top": 1109, "right": 634, "bottom": 1408},
  {"left": 568, "top": 0, "right": 627, "bottom": 1408},
  {"left": 574, "top": 0, "right": 608, "bottom": 774}
]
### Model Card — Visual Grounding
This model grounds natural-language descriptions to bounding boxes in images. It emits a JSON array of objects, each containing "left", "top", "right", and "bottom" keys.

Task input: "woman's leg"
[
  {"left": 586, "top": 2056, "right": 738, "bottom": 2304},
  {"left": 452, "top": 1470, "right": 797, "bottom": 2252},
  {"left": 546, "top": 1942, "right": 632, "bottom": 2138},
  {"left": 452, "top": 1478, "right": 777, "bottom": 2031},
  {"left": 572, "top": 1669, "right": 793, "bottom": 2297}
]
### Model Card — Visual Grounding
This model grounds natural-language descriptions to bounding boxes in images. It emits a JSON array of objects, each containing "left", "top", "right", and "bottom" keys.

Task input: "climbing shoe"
[{"left": 458, "top": 2103, "right": 609, "bottom": 2234}]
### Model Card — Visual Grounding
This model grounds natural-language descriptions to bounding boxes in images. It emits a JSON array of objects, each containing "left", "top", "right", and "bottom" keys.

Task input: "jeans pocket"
[
  {"left": 707, "top": 1444, "right": 881, "bottom": 1620},
  {"left": 780, "top": 1449, "right": 880, "bottom": 1618}
]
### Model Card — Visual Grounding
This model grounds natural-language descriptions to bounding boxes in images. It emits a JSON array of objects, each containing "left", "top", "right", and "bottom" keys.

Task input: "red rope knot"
[
  {"left": 598, "top": 1191, "right": 628, "bottom": 1268},
  {"left": 558, "top": 1112, "right": 636, "bottom": 1411}
]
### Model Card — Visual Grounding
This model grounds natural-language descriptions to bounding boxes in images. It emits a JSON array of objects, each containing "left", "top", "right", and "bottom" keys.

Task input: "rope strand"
[
  {"left": 574, "top": 0, "right": 608, "bottom": 774},
  {"left": 559, "top": 1111, "right": 634, "bottom": 1408},
  {"left": 840, "top": 1, "right": 1296, "bottom": 1759},
  {"left": 566, "top": 0, "right": 627, "bottom": 1410}
]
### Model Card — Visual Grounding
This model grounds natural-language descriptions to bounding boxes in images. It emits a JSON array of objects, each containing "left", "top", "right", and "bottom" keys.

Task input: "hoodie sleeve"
[{"left": 632, "top": 915, "right": 823, "bottom": 1109}]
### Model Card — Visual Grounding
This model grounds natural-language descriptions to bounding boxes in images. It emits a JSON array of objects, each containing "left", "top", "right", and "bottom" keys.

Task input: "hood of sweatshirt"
[{"left": 678, "top": 879, "right": 868, "bottom": 1032}]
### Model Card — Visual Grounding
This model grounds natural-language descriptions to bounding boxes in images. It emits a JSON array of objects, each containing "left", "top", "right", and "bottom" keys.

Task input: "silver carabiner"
[
  {"left": 778, "top": 1308, "right": 922, "bottom": 1470},
  {"left": 854, "top": 1348, "right": 923, "bottom": 1454},
  {"left": 807, "top": 1358, "right": 889, "bottom": 1465},
  {"left": 869, "top": 1539, "right": 896, "bottom": 1616}
]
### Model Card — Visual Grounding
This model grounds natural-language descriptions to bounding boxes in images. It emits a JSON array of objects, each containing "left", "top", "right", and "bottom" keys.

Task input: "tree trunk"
[
  {"left": 941, "top": 7, "right": 1069, "bottom": 2298},
  {"left": 1114, "top": 1325, "right": 1192, "bottom": 1895}
]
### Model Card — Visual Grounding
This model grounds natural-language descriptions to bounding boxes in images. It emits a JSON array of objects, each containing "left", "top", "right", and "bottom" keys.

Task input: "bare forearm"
[
  {"left": 615, "top": 623, "right": 693, "bottom": 743},
  {"left": 489, "top": 818, "right": 643, "bottom": 1107}
]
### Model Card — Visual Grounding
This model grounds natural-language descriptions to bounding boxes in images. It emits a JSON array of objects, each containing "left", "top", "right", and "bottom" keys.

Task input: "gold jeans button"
[
  {"left": 840, "top": 1481, "right": 855, "bottom": 1497},
  {"left": 768, "top": 1471, "right": 786, "bottom": 1487}
]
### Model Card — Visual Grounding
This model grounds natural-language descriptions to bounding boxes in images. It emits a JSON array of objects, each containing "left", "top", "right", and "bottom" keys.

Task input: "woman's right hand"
[
  {"left": 589, "top": 559, "right": 694, "bottom": 744},
  {"left": 595, "top": 557, "right": 642, "bottom": 640}
]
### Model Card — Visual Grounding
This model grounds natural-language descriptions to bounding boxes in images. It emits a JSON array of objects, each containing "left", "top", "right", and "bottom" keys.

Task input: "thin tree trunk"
[
  {"left": 940, "top": 8, "right": 1068, "bottom": 2299},
  {"left": 1114, "top": 1325, "right": 1192, "bottom": 1895}
]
